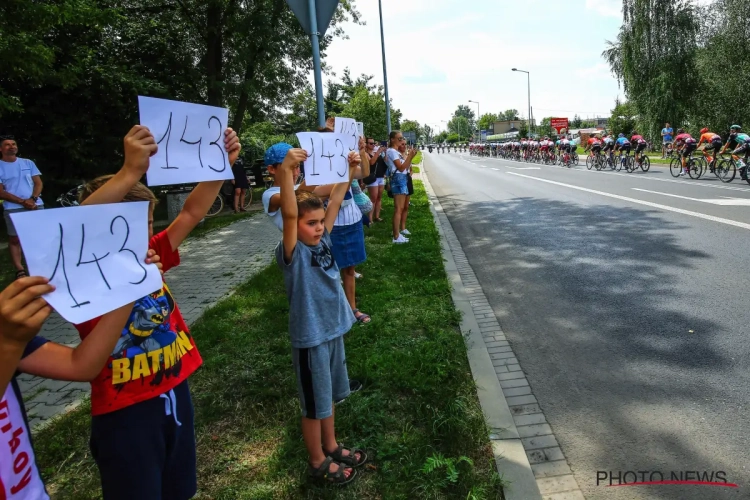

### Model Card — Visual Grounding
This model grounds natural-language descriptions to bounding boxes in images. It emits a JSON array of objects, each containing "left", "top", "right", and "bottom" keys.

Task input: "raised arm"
[
  {"left": 81, "top": 126, "right": 156, "bottom": 206},
  {"left": 18, "top": 250, "right": 162, "bottom": 381},
  {"left": 167, "top": 128, "right": 240, "bottom": 250},
  {"left": 0, "top": 277, "right": 55, "bottom": 393},
  {"left": 393, "top": 148, "right": 418, "bottom": 173},
  {"left": 324, "top": 151, "right": 360, "bottom": 234},
  {"left": 280, "top": 149, "right": 310, "bottom": 262}
]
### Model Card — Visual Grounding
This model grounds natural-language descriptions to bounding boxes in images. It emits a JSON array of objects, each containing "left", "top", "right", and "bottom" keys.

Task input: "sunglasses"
[
  {"left": 367, "top": 142, "right": 375, "bottom": 145},
  {"left": 398, "top": 137, "right": 405, "bottom": 141}
]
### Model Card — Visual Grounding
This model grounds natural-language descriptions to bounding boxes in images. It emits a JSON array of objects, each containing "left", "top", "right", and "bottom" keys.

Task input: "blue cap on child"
[{"left": 264, "top": 142, "right": 293, "bottom": 166}]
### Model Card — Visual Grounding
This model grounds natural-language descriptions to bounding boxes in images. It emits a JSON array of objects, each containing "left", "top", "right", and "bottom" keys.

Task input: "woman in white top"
[
  {"left": 397, "top": 141, "right": 413, "bottom": 236},
  {"left": 384, "top": 131, "right": 418, "bottom": 244}
]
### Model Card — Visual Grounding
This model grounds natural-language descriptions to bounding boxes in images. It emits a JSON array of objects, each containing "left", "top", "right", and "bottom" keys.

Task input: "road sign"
[
  {"left": 403, "top": 130, "right": 416, "bottom": 144},
  {"left": 286, "top": 0, "right": 340, "bottom": 37},
  {"left": 551, "top": 118, "right": 569, "bottom": 134}
]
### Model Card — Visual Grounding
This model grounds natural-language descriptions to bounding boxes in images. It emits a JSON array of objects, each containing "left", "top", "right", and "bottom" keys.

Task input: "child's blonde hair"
[{"left": 79, "top": 174, "right": 158, "bottom": 208}]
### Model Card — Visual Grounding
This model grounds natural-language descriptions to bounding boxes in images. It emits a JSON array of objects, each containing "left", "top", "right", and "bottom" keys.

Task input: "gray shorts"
[
  {"left": 292, "top": 335, "right": 349, "bottom": 419},
  {"left": 3, "top": 206, "right": 44, "bottom": 237}
]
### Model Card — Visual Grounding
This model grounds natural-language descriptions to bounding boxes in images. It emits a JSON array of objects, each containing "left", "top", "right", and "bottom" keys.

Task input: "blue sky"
[{"left": 323, "top": 0, "right": 626, "bottom": 131}]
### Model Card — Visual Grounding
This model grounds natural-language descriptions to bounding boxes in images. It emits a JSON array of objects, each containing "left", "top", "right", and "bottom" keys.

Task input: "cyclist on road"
[
  {"left": 584, "top": 134, "right": 601, "bottom": 158},
  {"left": 697, "top": 128, "right": 723, "bottom": 172},
  {"left": 630, "top": 131, "right": 648, "bottom": 164},
  {"left": 614, "top": 133, "right": 631, "bottom": 160},
  {"left": 720, "top": 125, "right": 750, "bottom": 180},
  {"left": 673, "top": 129, "right": 697, "bottom": 176},
  {"left": 601, "top": 133, "right": 615, "bottom": 165}
]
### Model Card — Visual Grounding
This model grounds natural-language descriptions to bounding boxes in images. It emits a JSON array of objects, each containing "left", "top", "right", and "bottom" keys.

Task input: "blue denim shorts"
[{"left": 391, "top": 173, "right": 409, "bottom": 195}]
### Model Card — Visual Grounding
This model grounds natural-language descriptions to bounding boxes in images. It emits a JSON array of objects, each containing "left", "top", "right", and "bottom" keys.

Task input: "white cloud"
[
  {"left": 319, "top": 0, "right": 624, "bottom": 129},
  {"left": 585, "top": 0, "right": 622, "bottom": 18}
]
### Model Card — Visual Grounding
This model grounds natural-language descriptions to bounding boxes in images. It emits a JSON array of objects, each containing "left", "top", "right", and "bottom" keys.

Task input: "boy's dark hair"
[
  {"left": 80, "top": 174, "right": 158, "bottom": 208},
  {"left": 295, "top": 190, "right": 324, "bottom": 217}
]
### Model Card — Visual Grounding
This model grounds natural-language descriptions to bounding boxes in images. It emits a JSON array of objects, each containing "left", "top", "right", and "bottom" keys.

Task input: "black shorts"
[
  {"left": 602, "top": 143, "right": 614, "bottom": 151},
  {"left": 635, "top": 142, "right": 647, "bottom": 153},
  {"left": 591, "top": 144, "right": 601, "bottom": 153},
  {"left": 706, "top": 138, "right": 723, "bottom": 151},
  {"left": 682, "top": 143, "right": 697, "bottom": 157},
  {"left": 732, "top": 142, "right": 750, "bottom": 155},
  {"left": 90, "top": 380, "right": 196, "bottom": 500},
  {"left": 619, "top": 145, "right": 631, "bottom": 153}
]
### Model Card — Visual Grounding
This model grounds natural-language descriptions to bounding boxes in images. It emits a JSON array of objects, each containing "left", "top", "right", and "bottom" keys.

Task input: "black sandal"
[
  {"left": 308, "top": 456, "right": 357, "bottom": 486},
  {"left": 324, "top": 444, "right": 368, "bottom": 468},
  {"left": 15, "top": 270, "right": 27, "bottom": 280}
]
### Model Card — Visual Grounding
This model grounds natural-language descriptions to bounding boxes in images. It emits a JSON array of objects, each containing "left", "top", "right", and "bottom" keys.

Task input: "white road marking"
[
  {"left": 456, "top": 153, "right": 750, "bottom": 193},
  {"left": 632, "top": 188, "right": 750, "bottom": 206},
  {"left": 506, "top": 172, "right": 750, "bottom": 231}
]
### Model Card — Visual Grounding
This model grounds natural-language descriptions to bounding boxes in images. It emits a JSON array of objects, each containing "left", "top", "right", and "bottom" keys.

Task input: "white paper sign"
[
  {"left": 356, "top": 122, "right": 364, "bottom": 138},
  {"left": 334, "top": 117, "right": 359, "bottom": 152},
  {"left": 10, "top": 202, "right": 162, "bottom": 324},
  {"left": 296, "top": 132, "right": 351, "bottom": 186},
  {"left": 138, "top": 96, "right": 233, "bottom": 186}
]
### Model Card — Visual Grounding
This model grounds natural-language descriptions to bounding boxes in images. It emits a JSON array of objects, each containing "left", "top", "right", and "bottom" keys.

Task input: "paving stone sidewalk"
[{"left": 18, "top": 213, "right": 281, "bottom": 429}]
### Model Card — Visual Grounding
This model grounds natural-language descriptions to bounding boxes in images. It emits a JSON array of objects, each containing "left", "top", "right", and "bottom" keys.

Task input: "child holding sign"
[
  {"left": 1, "top": 261, "right": 162, "bottom": 499},
  {"left": 70, "top": 124, "right": 240, "bottom": 499},
  {"left": 276, "top": 146, "right": 369, "bottom": 486}
]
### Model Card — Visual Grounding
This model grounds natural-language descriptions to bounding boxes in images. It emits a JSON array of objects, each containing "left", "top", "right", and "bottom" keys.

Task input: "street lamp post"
[
  {"left": 468, "top": 100, "right": 480, "bottom": 142},
  {"left": 378, "top": 0, "right": 392, "bottom": 133},
  {"left": 512, "top": 69, "right": 531, "bottom": 137}
]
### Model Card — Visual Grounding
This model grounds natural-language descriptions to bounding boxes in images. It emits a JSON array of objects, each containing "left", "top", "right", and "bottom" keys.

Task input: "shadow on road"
[{"left": 437, "top": 192, "right": 744, "bottom": 500}]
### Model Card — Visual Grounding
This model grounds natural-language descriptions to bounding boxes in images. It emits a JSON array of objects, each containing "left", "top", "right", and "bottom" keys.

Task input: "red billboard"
[{"left": 551, "top": 118, "right": 569, "bottom": 134}]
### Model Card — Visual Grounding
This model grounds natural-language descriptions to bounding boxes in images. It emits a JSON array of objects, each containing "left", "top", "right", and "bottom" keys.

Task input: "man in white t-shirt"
[{"left": 0, "top": 137, "right": 44, "bottom": 280}]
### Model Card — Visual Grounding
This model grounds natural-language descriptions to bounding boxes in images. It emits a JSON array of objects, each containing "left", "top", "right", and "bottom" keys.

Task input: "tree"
[
  {"left": 518, "top": 121, "right": 528, "bottom": 139},
  {"left": 340, "top": 86, "right": 401, "bottom": 141},
  {"left": 537, "top": 117, "right": 554, "bottom": 138},
  {"left": 572, "top": 114, "right": 583, "bottom": 128},
  {"left": 446, "top": 133, "right": 460, "bottom": 144},
  {"left": 499, "top": 109, "right": 519, "bottom": 121},
  {"left": 478, "top": 113, "right": 499, "bottom": 133},
  {"left": 603, "top": 0, "right": 699, "bottom": 139},
  {"left": 435, "top": 131, "right": 448, "bottom": 143},
  {"left": 608, "top": 98, "right": 637, "bottom": 137},
  {"left": 0, "top": 0, "right": 362, "bottom": 184},
  {"left": 447, "top": 116, "right": 470, "bottom": 140},
  {"left": 453, "top": 105, "right": 476, "bottom": 131},
  {"left": 401, "top": 119, "right": 420, "bottom": 135},
  {"left": 423, "top": 124, "right": 433, "bottom": 142}
]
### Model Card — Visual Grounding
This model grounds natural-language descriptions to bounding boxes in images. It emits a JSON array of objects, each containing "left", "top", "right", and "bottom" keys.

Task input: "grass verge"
[
  {"left": 413, "top": 150, "right": 423, "bottom": 165},
  {"left": 33, "top": 181, "right": 503, "bottom": 499}
]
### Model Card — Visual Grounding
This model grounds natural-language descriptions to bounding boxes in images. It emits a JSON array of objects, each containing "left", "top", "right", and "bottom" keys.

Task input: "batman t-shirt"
[{"left": 75, "top": 230, "right": 203, "bottom": 416}]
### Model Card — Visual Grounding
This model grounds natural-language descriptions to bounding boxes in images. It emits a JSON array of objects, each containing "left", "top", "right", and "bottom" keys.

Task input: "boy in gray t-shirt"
[{"left": 274, "top": 146, "right": 369, "bottom": 486}]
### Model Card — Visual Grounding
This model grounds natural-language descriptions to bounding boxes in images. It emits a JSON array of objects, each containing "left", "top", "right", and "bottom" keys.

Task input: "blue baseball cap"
[{"left": 264, "top": 142, "right": 293, "bottom": 166}]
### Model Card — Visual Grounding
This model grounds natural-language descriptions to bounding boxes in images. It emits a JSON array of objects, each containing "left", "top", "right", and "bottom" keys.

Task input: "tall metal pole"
[
  {"left": 308, "top": 0, "right": 325, "bottom": 127},
  {"left": 378, "top": 0, "right": 392, "bottom": 134},
  {"left": 527, "top": 73, "right": 531, "bottom": 137}
]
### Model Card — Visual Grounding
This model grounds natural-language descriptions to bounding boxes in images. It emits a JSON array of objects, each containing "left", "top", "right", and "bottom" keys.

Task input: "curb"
[{"left": 420, "top": 158, "right": 586, "bottom": 500}]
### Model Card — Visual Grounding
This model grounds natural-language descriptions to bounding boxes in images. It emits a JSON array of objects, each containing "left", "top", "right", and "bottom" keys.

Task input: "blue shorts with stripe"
[{"left": 292, "top": 336, "right": 349, "bottom": 419}]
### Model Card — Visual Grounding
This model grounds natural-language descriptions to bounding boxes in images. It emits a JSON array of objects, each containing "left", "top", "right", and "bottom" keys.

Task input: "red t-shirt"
[{"left": 74, "top": 230, "right": 203, "bottom": 416}]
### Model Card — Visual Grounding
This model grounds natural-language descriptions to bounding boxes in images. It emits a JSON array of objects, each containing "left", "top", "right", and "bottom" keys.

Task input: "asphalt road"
[{"left": 423, "top": 151, "right": 749, "bottom": 500}]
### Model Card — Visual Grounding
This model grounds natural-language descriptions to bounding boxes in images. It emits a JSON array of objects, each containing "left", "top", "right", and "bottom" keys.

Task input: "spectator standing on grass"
[
  {"left": 364, "top": 137, "right": 387, "bottom": 222},
  {"left": 0, "top": 136, "right": 44, "bottom": 279},
  {"left": 231, "top": 157, "right": 250, "bottom": 212},
  {"left": 661, "top": 122, "right": 674, "bottom": 158},
  {"left": 276, "top": 146, "right": 369, "bottom": 486},
  {"left": 398, "top": 141, "right": 413, "bottom": 234},
  {"left": 386, "top": 131, "right": 417, "bottom": 244}
]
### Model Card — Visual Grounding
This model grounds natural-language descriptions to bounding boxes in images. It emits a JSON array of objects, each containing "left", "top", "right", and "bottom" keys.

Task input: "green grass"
[
  {"left": 411, "top": 166, "right": 421, "bottom": 173},
  {"left": 32, "top": 181, "right": 503, "bottom": 499},
  {"left": 413, "top": 150, "right": 423, "bottom": 165}
]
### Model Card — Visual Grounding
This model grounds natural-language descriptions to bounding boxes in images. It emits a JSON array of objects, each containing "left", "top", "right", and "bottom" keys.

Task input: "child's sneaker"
[
  {"left": 393, "top": 235, "right": 409, "bottom": 244},
  {"left": 401, "top": 229, "right": 411, "bottom": 236}
]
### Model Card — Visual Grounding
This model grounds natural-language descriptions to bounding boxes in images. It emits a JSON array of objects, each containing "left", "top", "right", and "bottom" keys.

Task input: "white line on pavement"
[
  {"left": 632, "top": 188, "right": 750, "bottom": 206},
  {"left": 455, "top": 153, "right": 750, "bottom": 193},
  {"left": 506, "top": 172, "right": 750, "bottom": 231}
]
